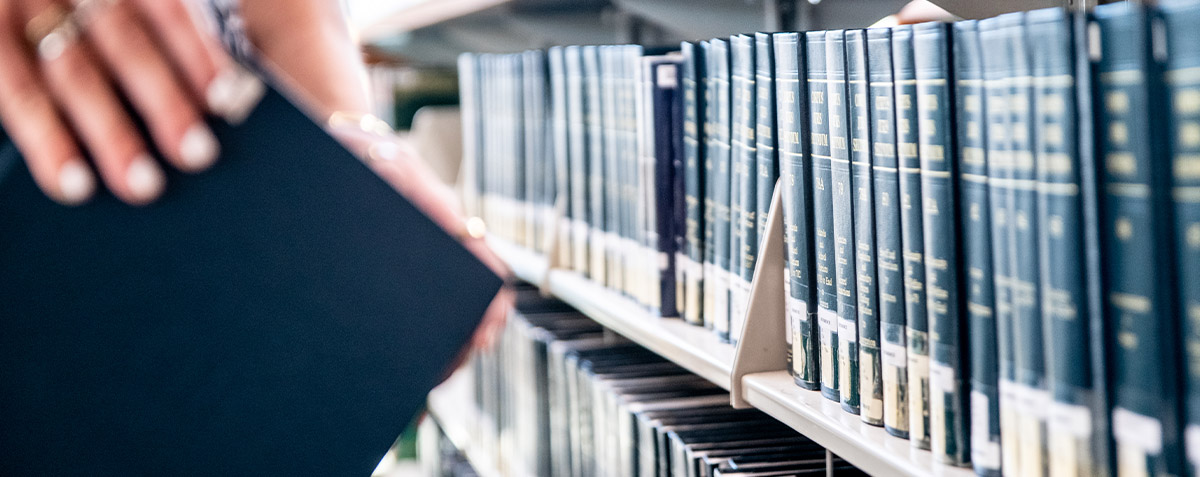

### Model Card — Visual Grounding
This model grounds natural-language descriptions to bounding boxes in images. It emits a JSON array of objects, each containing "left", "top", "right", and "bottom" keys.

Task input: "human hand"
[{"left": 0, "top": 0, "right": 262, "bottom": 206}]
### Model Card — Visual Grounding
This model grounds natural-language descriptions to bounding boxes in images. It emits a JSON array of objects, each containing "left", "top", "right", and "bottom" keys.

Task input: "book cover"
[
  {"left": 806, "top": 30, "right": 840, "bottom": 402},
  {"left": 730, "top": 34, "right": 757, "bottom": 344},
  {"left": 711, "top": 38, "right": 734, "bottom": 341},
  {"left": 827, "top": 29, "right": 861, "bottom": 416},
  {"left": 682, "top": 41, "right": 707, "bottom": 326},
  {"left": 582, "top": 45, "right": 608, "bottom": 287}
]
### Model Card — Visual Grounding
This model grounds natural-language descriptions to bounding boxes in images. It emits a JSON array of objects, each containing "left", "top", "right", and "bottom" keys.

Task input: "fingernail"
[
  {"left": 58, "top": 158, "right": 95, "bottom": 205},
  {"left": 367, "top": 142, "right": 400, "bottom": 162},
  {"left": 180, "top": 123, "right": 219, "bottom": 172},
  {"left": 206, "top": 67, "right": 265, "bottom": 125},
  {"left": 126, "top": 154, "right": 165, "bottom": 204}
]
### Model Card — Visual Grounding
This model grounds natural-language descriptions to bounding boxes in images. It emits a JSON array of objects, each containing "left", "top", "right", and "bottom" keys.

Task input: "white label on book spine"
[
  {"left": 1112, "top": 407, "right": 1164, "bottom": 454},
  {"left": 786, "top": 297, "right": 808, "bottom": 344},
  {"left": 882, "top": 340, "right": 906, "bottom": 367},
  {"left": 659, "top": 252, "right": 669, "bottom": 272},
  {"left": 1186, "top": 425, "right": 1200, "bottom": 466},
  {"left": 930, "top": 362, "right": 955, "bottom": 394},
  {"left": 1049, "top": 401, "right": 1093, "bottom": 438},
  {"left": 817, "top": 307, "right": 837, "bottom": 331},
  {"left": 971, "top": 390, "right": 1002, "bottom": 470},
  {"left": 838, "top": 317, "right": 857, "bottom": 343},
  {"left": 1013, "top": 384, "right": 1051, "bottom": 420}
]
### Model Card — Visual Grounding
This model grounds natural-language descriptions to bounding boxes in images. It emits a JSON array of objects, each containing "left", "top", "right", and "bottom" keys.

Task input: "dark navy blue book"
[
  {"left": 979, "top": 14, "right": 1019, "bottom": 473},
  {"left": 649, "top": 55, "right": 683, "bottom": 318},
  {"left": 730, "top": 34, "right": 757, "bottom": 344},
  {"left": 1162, "top": 1, "right": 1200, "bottom": 474},
  {"left": 774, "top": 31, "right": 820, "bottom": 390},
  {"left": 827, "top": 29, "right": 860, "bottom": 416},
  {"left": 867, "top": 27, "right": 910, "bottom": 440},
  {"left": 913, "top": 20, "right": 968, "bottom": 467},
  {"left": 1027, "top": 8, "right": 1101, "bottom": 477},
  {"left": 755, "top": 32, "right": 779, "bottom": 255},
  {"left": 892, "top": 24, "right": 930, "bottom": 449},
  {"left": 952, "top": 19, "right": 1000, "bottom": 477},
  {"left": 681, "top": 41, "right": 706, "bottom": 326},
  {"left": 0, "top": 85, "right": 502, "bottom": 476},
  {"left": 847, "top": 28, "right": 881, "bottom": 426},
  {"left": 711, "top": 38, "right": 734, "bottom": 341},
  {"left": 806, "top": 30, "right": 840, "bottom": 402},
  {"left": 702, "top": 40, "right": 719, "bottom": 331},
  {"left": 1094, "top": 3, "right": 1184, "bottom": 475}
]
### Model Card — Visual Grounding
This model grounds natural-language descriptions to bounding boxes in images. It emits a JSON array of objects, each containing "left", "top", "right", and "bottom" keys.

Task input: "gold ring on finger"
[{"left": 25, "top": 3, "right": 80, "bottom": 62}]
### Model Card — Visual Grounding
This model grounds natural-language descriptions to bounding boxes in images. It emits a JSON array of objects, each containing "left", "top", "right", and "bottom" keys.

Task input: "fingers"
[
  {"left": 77, "top": 0, "right": 218, "bottom": 173},
  {"left": 0, "top": 3, "right": 95, "bottom": 205},
  {"left": 129, "top": 0, "right": 261, "bottom": 123},
  {"left": 32, "top": 7, "right": 164, "bottom": 205}
]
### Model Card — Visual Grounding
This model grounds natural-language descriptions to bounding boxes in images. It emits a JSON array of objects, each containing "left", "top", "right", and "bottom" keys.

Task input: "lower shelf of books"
[
  {"left": 488, "top": 236, "right": 736, "bottom": 389},
  {"left": 425, "top": 368, "right": 511, "bottom": 477}
]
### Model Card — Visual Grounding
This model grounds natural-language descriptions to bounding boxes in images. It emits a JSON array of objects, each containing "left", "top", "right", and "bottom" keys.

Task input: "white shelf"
[
  {"left": 488, "top": 236, "right": 736, "bottom": 389},
  {"left": 741, "top": 371, "right": 975, "bottom": 477}
]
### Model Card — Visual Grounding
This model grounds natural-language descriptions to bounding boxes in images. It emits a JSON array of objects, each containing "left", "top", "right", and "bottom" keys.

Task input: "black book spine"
[
  {"left": 682, "top": 42, "right": 706, "bottom": 326},
  {"left": 582, "top": 46, "right": 607, "bottom": 286},
  {"left": 979, "top": 15, "right": 1019, "bottom": 473},
  {"left": 1163, "top": 2, "right": 1200, "bottom": 474},
  {"left": 1028, "top": 8, "right": 1097, "bottom": 477},
  {"left": 953, "top": 20, "right": 1001, "bottom": 477},
  {"left": 652, "top": 58, "right": 682, "bottom": 318},
  {"left": 868, "top": 27, "right": 910, "bottom": 439},
  {"left": 1095, "top": 3, "right": 1183, "bottom": 475},
  {"left": 755, "top": 32, "right": 779, "bottom": 294},
  {"left": 892, "top": 24, "right": 930, "bottom": 449},
  {"left": 775, "top": 32, "right": 821, "bottom": 390},
  {"left": 807, "top": 30, "right": 840, "bottom": 402},
  {"left": 711, "top": 39, "right": 734, "bottom": 341},
  {"left": 848, "top": 29, "right": 882, "bottom": 426},
  {"left": 702, "top": 40, "right": 719, "bottom": 331},
  {"left": 1007, "top": 16, "right": 1050, "bottom": 477},
  {"left": 731, "top": 34, "right": 757, "bottom": 344},
  {"left": 828, "top": 29, "right": 860, "bottom": 416},
  {"left": 914, "top": 21, "right": 968, "bottom": 467}
]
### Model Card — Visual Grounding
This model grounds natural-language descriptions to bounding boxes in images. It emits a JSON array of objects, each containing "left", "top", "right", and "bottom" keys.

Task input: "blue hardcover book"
[
  {"left": 1162, "top": 1, "right": 1200, "bottom": 475},
  {"left": 626, "top": 46, "right": 646, "bottom": 304},
  {"left": 867, "top": 27, "right": 910, "bottom": 439},
  {"left": 753, "top": 31, "right": 778, "bottom": 341},
  {"left": 522, "top": 50, "right": 547, "bottom": 251},
  {"left": 913, "top": 21, "right": 968, "bottom": 467},
  {"left": 952, "top": 20, "right": 1000, "bottom": 477},
  {"left": 711, "top": 38, "right": 734, "bottom": 341},
  {"left": 458, "top": 52, "right": 484, "bottom": 221},
  {"left": 582, "top": 45, "right": 608, "bottom": 286},
  {"left": 807, "top": 30, "right": 840, "bottom": 402},
  {"left": 702, "top": 40, "right": 719, "bottom": 330},
  {"left": 730, "top": 34, "right": 757, "bottom": 344},
  {"left": 600, "top": 46, "right": 621, "bottom": 293},
  {"left": 847, "top": 28, "right": 881, "bottom": 426},
  {"left": 0, "top": 85, "right": 503, "bottom": 476},
  {"left": 828, "top": 29, "right": 860, "bottom": 416},
  {"left": 775, "top": 32, "right": 821, "bottom": 390},
  {"left": 649, "top": 55, "right": 683, "bottom": 318},
  {"left": 1094, "top": 3, "right": 1184, "bottom": 475},
  {"left": 1007, "top": 15, "right": 1049, "bottom": 477},
  {"left": 892, "top": 24, "right": 930, "bottom": 449},
  {"left": 980, "top": 15, "right": 1020, "bottom": 474},
  {"left": 549, "top": 47, "right": 574, "bottom": 269},
  {"left": 681, "top": 41, "right": 706, "bottom": 326},
  {"left": 1027, "top": 8, "right": 1101, "bottom": 477}
]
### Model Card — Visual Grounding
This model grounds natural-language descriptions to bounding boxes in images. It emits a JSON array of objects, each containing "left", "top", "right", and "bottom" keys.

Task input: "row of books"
[
  {"left": 469, "top": 285, "right": 868, "bottom": 477},
  {"left": 459, "top": 1, "right": 1200, "bottom": 475}
]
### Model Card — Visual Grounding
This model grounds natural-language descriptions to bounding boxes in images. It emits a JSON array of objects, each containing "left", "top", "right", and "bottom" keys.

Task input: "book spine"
[
  {"left": 1095, "top": 4, "right": 1184, "bottom": 475},
  {"left": 828, "top": 29, "right": 861, "bottom": 416},
  {"left": 848, "top": 29, "right": 881, "bottom": 426},
  {"left": 523, "top": 51, "right": 546, "bottom": 252},
  {"left": 1027, "top": 8, "right": 1097, "bottom": 477},
  {"left": 550, "top": 47, "right": 575, "bottom": 271},
  {"left": 893, "top": 24, "right": 931, "bottom": 449},
  {"left": 756, "top": 31, "right": 779, "bottom": 290},
  {"left": 868, "top": 27, "right": 910, "bottom": 439},
  {"left": 1005, "top": 17, "right": 1051, "bottom": 477},
  {"left": 979, "top": 16, "right": 1020, "bottom": 475},
  {"left": 953, "top": 20, "right": 1001, "bottom": 477},
  {"left": 457, "top": 52, "right": 483, "bottom": 221},
  {"left": 775, "top": 32, "right": 821, "bottom": 390},
  {"left": 1163, "top": 2, "right": 1200, "bottom": 475},
  {"left": 731, "top": 34, "right": 757, "bottom": 344},
  {"left": 914, "top": 21, "right": 969, "bottom": 467},
  {"left": 652, "top": 59, "right": 682, "bottom": 318},
  {"left": 807, "top": 30, "right": 839, "bottom": 402},
  {"left": 682, "top": 42, "right": 706, "bottom": 326},
  {"left": 583, "top": 46, "right": 607, "bottom": 287},
  {"left": 702, "top": 40, "right": 718, "bottom": 331},
  {"left": 711, "top": 39, "right": 734, "bottom": 341},
  {"left": 628, "top": 47, "right": 647, "bottom": 307},
  {"left": 601, "top": 47, "right": 620, "bottom": 292}
]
